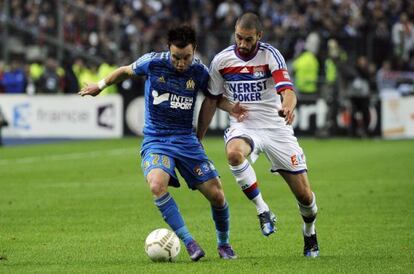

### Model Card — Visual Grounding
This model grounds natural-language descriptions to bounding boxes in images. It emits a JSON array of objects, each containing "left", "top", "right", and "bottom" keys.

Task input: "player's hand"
[
  {"left": 231, "top": 102, "right": 248, "bottom": 122},
  {"left": 278, "top": 107, "right": 295, "bottom": 125},
  {"left": 78, "top": 83, "right": 101, "bottom": 97}
]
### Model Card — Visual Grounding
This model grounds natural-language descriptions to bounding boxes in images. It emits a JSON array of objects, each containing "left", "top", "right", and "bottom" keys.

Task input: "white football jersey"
[{"left": 209, "top": 42, "right": 295, "bottom": 129}]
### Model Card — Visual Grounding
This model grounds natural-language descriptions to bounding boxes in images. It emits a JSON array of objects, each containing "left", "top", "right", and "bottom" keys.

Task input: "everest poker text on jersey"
[{"left": 226, "top": 79, "right": 267, "bottom": 102}]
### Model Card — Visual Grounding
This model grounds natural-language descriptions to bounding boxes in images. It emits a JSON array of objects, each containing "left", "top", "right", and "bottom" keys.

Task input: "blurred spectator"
[
  {"left": 376, "top": 60, "right": 395, "bottom": 93},
  {"left": 78, "top": 63, "right": 100, "bottom": 91},
  {"left": 62, "top": 57, "right": 79, "bottom": 94},
  {"left": 292, "top": 32, "right": 320, "bottom": 97},
  {"left": 392, "top": 13, "right": 414, "bottom": 68},
  {"left": 2, "top": 59, "right": 27, "bottom": 94},
  {"left": 216, "top": 0, "right": 242, "bottom": 21},
  {"left": 320, "top": 38, "right": 342, "bottom": 137},
  {"left": 29, "top": 60, "right": 44, "bottom": 84},
  {"left": 347, "top": 56, "right": 373, "bottom": 138},
  {"left": 73, "top": 57, "right": 86, "bottom": 89},
  {"left": 36, "top": 57, "right": 61, "bottom": 93}
]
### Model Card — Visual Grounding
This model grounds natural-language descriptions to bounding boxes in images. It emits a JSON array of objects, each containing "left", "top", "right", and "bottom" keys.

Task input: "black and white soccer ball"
[{"left": 144, "top": 228, "right": 181, "bottom": 262}]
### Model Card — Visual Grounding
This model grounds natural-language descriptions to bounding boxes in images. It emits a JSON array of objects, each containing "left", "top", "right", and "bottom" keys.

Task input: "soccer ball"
[{"left": 144, "top": 228, "right": 181, "bottom": 262}]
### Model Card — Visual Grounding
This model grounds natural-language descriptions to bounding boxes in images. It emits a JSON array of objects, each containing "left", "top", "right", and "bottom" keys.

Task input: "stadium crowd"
[
  {"left": 0, "top": 0, "right": 414, "bottom": 93},
  {"left": 0, "top": 0, "right": 414, "bottom": 136}
]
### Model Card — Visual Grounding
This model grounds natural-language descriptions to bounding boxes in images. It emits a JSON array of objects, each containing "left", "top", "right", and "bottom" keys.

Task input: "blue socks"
[
  {"left": 212, "top": 202, "right": 230, "bottom": 246},
  {"left": 155, "top": 193, "right": 193, "bottom": 245},
  {"left": 155, "top": 193, "right": 231, "bottom": 247}
]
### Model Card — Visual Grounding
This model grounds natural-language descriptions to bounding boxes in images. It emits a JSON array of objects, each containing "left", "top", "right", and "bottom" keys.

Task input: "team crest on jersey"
[
  {"left": 186, "top": 79, "right": 195, "bottom": 90},
  {"left": 253, "top": 71, "right": 264, "bottom": 78},
  {"left": 253, "top": 67, "right": 265, "bottom": 78}
]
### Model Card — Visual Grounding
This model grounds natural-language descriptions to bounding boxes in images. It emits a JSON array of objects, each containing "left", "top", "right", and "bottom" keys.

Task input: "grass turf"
[{"left": 0, "top": 137, "right": 413, "bottom": 273}]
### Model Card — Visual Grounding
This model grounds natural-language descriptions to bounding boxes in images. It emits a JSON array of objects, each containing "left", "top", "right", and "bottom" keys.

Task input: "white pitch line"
[{"left": 0, "top": 148, "right": 138, "bottom": 166}]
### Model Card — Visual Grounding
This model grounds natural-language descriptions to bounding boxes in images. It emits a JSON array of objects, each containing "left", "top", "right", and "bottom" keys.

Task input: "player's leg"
[
  {"left": 264, "top": 128, "right": 319, "bottom": 256},
  {"left": 226, "top": 136, "right": 276, "bottom": 236},
  {"left": 279, "top": 171, "right": 319, "bottom": 257},
  {"left": 142, "top": 153, "right": 202, "bottom": 261},
  {"left": 197, "top": 177, "right": 237, "bottom": 259},
  {"left": 173, "top": 136, "right": 236, "bottom": 259}
]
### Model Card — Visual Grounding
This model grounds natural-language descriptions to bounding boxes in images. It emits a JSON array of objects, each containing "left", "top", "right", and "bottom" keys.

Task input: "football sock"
[
  {"left": 298, "top": 192, "right": 317, "bottom": 237},
  {"left": 155, "top": 192, "right": 193, "bottom": 245},
  {"left": 211, "top": 202, "right": 230, "bottom": 246},
  {"left": 230, "top": 159, "right": 269, "bottom": 214}
]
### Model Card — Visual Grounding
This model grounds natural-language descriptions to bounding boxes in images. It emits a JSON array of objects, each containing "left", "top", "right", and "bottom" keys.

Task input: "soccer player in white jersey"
[{"left": 197, "top": 12, "right": 319, "bottom": 257}]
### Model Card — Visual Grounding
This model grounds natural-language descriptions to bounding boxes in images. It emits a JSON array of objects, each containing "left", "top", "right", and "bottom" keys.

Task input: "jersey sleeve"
[
  {"left": 207, "top": 56, "right": 225, "bottom": 97},
  {"left": 130, "top": 52, "right": 156, "bottom": 76},
  {"left": 267, "top": 46, "right": 295, "bottom": 93}
]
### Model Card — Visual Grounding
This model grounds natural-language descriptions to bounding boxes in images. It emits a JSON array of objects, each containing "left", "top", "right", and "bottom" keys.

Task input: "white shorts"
[{"left": 224, "top": 127, "right": 307, "bottom": 174}]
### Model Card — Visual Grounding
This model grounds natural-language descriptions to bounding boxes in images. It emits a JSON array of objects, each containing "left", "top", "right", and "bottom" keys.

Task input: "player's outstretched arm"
[
  {"left": 197, "top": 96, "right": 218, "bottom": 141},
  {"left": 78, "top": 65, "right": 134, "bottom": 97},
  {"left": 279, "top": 89, "right": 297, "bottom": 125}
]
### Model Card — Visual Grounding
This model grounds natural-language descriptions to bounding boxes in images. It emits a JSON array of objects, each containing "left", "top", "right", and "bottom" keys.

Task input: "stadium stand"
[{"left": 0, "top": 0, "right": 413, "bottom": 137}]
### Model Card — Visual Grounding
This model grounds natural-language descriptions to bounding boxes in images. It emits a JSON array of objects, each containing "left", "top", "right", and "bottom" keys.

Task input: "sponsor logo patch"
[
  {"left": 152, "top": 90, "right": 170, "bottom": 105},
  {"left": 283, "top": 71, "right": 290, "bottom": 80},
  {"left": 290, "top": 154, "right": 305, "bottom": 166}
]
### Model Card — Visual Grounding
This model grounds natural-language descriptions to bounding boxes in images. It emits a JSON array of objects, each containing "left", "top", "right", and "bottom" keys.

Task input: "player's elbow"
[{"left": 119, "top": 66, "right": 133, "bottom": 76}]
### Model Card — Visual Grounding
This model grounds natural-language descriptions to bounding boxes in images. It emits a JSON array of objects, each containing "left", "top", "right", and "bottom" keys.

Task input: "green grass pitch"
[{"left": 1, "top": 137, "right": 413, "bottom": 273}]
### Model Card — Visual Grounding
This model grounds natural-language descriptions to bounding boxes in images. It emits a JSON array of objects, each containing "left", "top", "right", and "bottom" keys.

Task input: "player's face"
[
  {"left": 169, "top": 44, "right": 195, "bottom": 72},
  {"left": 235, "top": 26, "right": 262, "bottom": 55}
]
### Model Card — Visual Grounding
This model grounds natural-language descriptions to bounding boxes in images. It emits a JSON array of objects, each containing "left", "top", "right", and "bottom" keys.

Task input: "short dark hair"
[
  {"left": 236, "top": 12, "right": 263, "bottom": 32},
  {"left": 167, "top": 25, "right": 197, "bottom": 48}
]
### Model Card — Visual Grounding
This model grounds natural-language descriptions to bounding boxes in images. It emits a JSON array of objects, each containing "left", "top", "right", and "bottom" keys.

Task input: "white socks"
[
  {"left": 230, "top": 159, "right": 269, "bottom": 214},
  {"left": 298, "top": 192, "right": 318, "bottom": 236}
]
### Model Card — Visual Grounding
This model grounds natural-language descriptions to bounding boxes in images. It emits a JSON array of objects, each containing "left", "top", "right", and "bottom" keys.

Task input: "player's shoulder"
[
  {"left": 258, "top": 42, "right": 287, "bottom": 67},
  {"left": 148, "top": 51, "right": 170, "bottom": 63},
  {"left": 191, "top": 57, "right": 209, "bottom": 74},
  {"left": 258, "top": 42, "right": 283, "bottom": 56},
  {"left": 211, "top": 45, "right": 236, "bottom": 67},
  {"left": 214, "top": 45, "right": 236, "bottom": 59},
  {"left": 132, "top": 51, "right": 168, "bottom": 70}
]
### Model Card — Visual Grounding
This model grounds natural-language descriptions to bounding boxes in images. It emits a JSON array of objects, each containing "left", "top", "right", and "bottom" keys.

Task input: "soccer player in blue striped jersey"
[{"left": 79, "top": 25, "right": 243, "bottom": 261}]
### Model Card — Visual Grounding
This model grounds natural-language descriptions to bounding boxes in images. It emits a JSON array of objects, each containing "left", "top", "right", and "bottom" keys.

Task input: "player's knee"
[
  {"left": 147, "top": 176, "right": 168, "bottom": 196},
  {"left": 297, "top": 191, "right": 313, "bottom": 206},
  {"left": 226, "top": 150, "right": 245, "bottom": 166},
  {"left": 210, "top": 189, "right": 226, "bottom": 207}
]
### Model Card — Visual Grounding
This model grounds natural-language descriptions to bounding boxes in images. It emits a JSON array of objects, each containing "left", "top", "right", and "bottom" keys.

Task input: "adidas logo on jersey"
[
  {"left": 158, "top": 76, "right": 165, "bottom": 83},
  {"left": 240, "top": 67, "right": 250, "bottom": 73}
]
